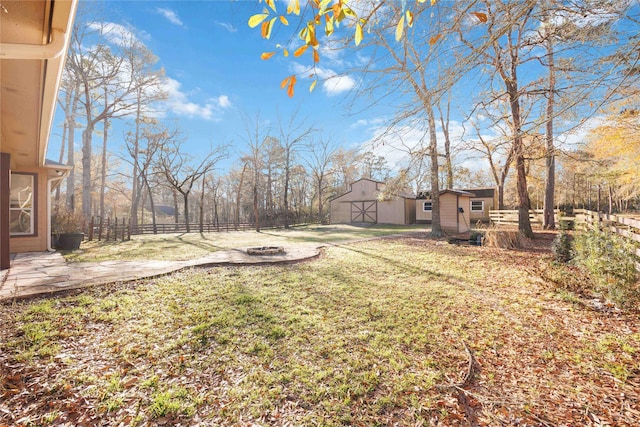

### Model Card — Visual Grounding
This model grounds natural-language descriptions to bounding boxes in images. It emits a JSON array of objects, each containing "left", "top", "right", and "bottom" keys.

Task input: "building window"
[
  {"left": 471, "top": 200, "right": 484, "bottom": 212},
  {"left": 10, "top": 173, "right": 36, "bottom": 236},
  {"left": 423, "top": 201, "right": 432, "bottom": 211}
]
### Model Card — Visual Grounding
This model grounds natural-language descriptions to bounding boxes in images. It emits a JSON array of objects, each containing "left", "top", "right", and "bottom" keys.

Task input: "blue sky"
[
  {"left": 47, "top": 1, "right": 637, "bottom": 184},
  {"left": 48, "top": 0, "right": 393, "bottom": 172}
]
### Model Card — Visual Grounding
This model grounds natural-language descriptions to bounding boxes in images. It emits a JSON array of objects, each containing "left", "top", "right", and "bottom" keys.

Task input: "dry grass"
[
  {"left": 482, "top": 226, "right": 523, "bottom": 249},
  {"left": 66, "top": 223, "right": 425, "bottom": 262},
  {"left": 1, "top": 236, "right": 639, "bottom": 426}
]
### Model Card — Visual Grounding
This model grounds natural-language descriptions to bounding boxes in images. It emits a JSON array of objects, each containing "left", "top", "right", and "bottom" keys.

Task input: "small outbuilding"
[
  {"left": 416, "top": 189, "right": 475, "bottom": 234},
  {"left": 460, "top": 187, "right": 496, "bottom": 223},
  {"left": 329, "top": 178, "right": 416, "bottom": 225}
]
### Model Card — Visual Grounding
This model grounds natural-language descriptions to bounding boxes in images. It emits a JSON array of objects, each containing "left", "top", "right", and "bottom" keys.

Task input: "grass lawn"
[
  {"left": 65, "top": 224, "right": 425, "bottom": 262},
  {"left": 1, "top": 236, "right": 639, "bottom": 426}
]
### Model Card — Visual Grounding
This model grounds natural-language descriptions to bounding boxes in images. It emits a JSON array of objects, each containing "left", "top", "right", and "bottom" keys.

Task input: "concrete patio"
[{"left": 0, "top": 246, "right": 322, "bottom": 301}]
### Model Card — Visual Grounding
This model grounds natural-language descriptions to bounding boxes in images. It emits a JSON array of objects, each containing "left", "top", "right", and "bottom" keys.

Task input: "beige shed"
[
  {"left": 329, "top": 178, "right": 416, "bottom": 225},
  {"left": 416, "top": 189, "right": 475, "bottom": 234}
]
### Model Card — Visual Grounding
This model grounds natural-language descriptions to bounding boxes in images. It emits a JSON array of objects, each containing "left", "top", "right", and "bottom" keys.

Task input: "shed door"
[{"left": 351, "top": 201, "right": 377, "bottom": 223}]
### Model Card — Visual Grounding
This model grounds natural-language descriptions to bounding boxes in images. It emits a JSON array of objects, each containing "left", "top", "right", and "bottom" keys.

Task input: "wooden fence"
[
  {"left": 576, "top": 209, "right": 640, "bottom": 258},
  {"left": 88, "top": 217, "right": 131, "bottom": 242},
  {"left": 489, "top": 209, "right": 560, "bottom": 228},
  {"left": 87, "top": 218, "right": 302, "bottom": 241},
  {"left": 489, "top": 208, "right": 640, "bottom": 260}
]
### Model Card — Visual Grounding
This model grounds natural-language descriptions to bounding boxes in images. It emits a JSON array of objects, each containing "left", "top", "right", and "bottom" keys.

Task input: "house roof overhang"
[{"left": 0, "top": 0, "right": 78, "bottom": 170}]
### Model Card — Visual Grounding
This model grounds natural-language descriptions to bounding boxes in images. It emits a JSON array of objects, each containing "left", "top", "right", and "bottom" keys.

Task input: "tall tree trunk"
[
  {"left": 56, "top": 112, "right": 68, "bottom": 207},
  {"left": 172, "top": 190, "right": 179, "bottom": 224},
  {"left": 130, "top": 93, "right": 142, "bottom": 226},
  {"left": 427, "top": 104, "right": 442, "bottom": 237},
  {"left": 143, "top": 176, "right": 157, "bottom": 234},
  {"left": 99, "top": 111, "right": 109, "bottom": 222},
  {"left": 543, "top": 23, "right": 556, "bottom": 230},
  {"left": 183, "top": 192, "right": 191, "bottom": 233},
  {"left": 236, "top": 163, "right": 247, "bottom": 230},
  {"left": 506, "top": 79, "right": 534, "bottom": 238},
  {"left": 199, "top": 175, "right": 206, "bottom": 233},
  {"left": 253, "top": 177, "right": 260, "bottom": 232},
  {"left": 283, "top": 147, "right": 291, "bottom": 229},
  {"left": 66, "top": 113, "right": 76, "bottom": 211},
  {"left": 438, "top": 97, "right": 454, "bottom": 190},
  {"left": 81, "top": 126, "right": 94, "bottom": 219}
]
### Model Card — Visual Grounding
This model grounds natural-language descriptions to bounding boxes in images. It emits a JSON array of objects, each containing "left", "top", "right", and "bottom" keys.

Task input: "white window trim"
[
  {"left": 9, "top": 173, "right": 36, "bottom": 236},
  {"left": 423, "top": 201, "right": 433, "bottom": 211},
  {"left": 470, "top": 200, "right": 484, "bottom": 212}
]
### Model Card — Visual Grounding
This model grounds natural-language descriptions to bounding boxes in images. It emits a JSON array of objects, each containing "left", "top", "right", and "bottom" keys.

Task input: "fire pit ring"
[{"left": 247, "top": 246, "right": 286, "bottom": 256}]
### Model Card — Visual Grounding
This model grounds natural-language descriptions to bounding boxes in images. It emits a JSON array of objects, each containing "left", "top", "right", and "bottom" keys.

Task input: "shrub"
[
  {"left": 551, "top": 231, "right": 573, "bottom": 263},
  {"left": 573, "top": 229, "right": 639, "bottom": 308},
  {"left": 558, "top": 219, "right": 575, "bottom": 231}
]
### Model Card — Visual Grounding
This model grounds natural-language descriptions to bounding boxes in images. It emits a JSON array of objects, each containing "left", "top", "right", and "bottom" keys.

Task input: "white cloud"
[
  {"left": 324, "top": 75, "right": 357, "bottom": 95},
  {"left": 157, "top": 8, "right": 185, "bottom": 27},
  {"left": 217, "top": 95, "right": 231, "bottom": 108},
  {"left": 159, "top": 77, "right": 230, "bottom": 121},
  {"left": 215, "top": 21, "right": 237, "bottom": 33},
  {"left": 292, "top": 63, "right": 356, "bottom": 96}
]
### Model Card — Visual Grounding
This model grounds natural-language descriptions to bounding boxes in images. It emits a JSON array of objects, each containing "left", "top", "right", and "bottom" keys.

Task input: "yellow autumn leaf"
[
  {"left": 283, "top": 48, "right": 289, "bottom": 57},
  {"left": 395, "top": 15, "right": 405, "bottom": 41},
  {"left": 287, "top": 0, "right": 300, "bottom": 15},
  {"left": 261, "top": 52, "right": 276, "bottom": 60},
  {"left": 248, "top": 13, "right": 269, "bottom": 28},
  {"left": 472, "top": 11, "right": 488, "bottom": 23},
  {"left": 406, "top": 10, "right": 414, "bottom": 27},
  {"left": 293, "top": 44, "right": 309, "bottom": 57},
  {"left": 355, "top": 22, "right": 363, "bottom": 46},
  {"left": 310, "top": 80, "right": 318, "bottom": 93},
  {"left": 325, "top": 15, "right": 334, "bottom": 36},
  {"left": 432, "top": 0, "right": 437, "bottom": 5},
  {"left": 265, "top": 0, "right": 277, "bottom": 13},
  {"left": 429, "top": 33, "right": 442, "bottom": 45},
  {"left": 287, "top": 75, "right": 297, "bottom": 98},
  {"left": 280, "top": 76, "right": 291, "bottom": 89},
  {"left": 279, "top": 15, "right": 289, "bottom": 25},
  {"left": 313, "top": 49, "right": 320, "bottom": 63},
  {"left": 261, "top": 17, "right": 277, "bottom": 39},
  {"left": 319, "top": 0, "right": 332, "bottom": 12}
]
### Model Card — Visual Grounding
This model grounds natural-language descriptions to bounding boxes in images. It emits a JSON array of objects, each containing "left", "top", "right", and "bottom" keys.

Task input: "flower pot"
[{"left": 55, "top": 233, "right": 84, "bottom": 250}]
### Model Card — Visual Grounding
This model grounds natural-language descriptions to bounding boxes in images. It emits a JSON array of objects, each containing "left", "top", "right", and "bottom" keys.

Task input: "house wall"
[
  {"left": 9, "top": 167, "right": 49, "bottom": 253},
  {"left": 468, "top": 196, "right": 495, "bottom": 222},
  {"left": 416, "top": 200, "right": 432, "bottom": 222}
]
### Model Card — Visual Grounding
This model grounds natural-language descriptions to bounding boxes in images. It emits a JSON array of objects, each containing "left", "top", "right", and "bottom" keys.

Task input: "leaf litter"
[{"left": 1, "top": 234, "right": 638, "bottom": 426}]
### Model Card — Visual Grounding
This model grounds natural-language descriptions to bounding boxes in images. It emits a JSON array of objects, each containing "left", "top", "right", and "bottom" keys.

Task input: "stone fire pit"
[{"left": 246, "top": 246, "right": 286, "bottom": 256}]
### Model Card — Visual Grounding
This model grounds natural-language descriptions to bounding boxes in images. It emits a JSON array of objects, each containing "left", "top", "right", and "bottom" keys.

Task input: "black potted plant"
[{"left": 52, "top": 207, "right": 85, "bottom": 250}]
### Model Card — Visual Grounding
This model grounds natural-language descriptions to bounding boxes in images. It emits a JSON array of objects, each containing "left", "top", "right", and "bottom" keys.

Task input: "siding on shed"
[{"left": 329, "top": 178, "right": 414, "bottom": 225}]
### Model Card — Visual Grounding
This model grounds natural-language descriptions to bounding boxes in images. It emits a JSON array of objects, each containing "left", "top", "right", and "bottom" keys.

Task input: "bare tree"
[
  {"left": 306, "top": 136, "right": 337, "bottom": 222},
  {"left": 156, "top": 138, "right": 228, "bottom": 233},
  {"left": 278, "top": 110, "right": 314, "bottom": 228}
]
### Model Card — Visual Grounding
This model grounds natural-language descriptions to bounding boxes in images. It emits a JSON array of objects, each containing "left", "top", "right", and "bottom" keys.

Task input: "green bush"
[
  {"left": 573, "top": 229, "right": 639, "bottom": 308},
  {"left": 551, "top": 231, "right": 573, "bottom": 263},
  {"left": 559, "top": 219, "right": 575, "bottom": 231}
]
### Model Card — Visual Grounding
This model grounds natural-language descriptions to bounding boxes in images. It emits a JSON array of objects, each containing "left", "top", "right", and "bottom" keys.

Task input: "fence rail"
[
  {"left": 577, "top": 209, "right": 640, "bottom": 258},
  {"left": 87, "top": 218, "right": 304, "bottom": 241},
  {"left": 488, "top": 209, "right": 560, "bottom": 228},
  {"left": 488, "top": 208, "right": 640, "bottom": 260}
]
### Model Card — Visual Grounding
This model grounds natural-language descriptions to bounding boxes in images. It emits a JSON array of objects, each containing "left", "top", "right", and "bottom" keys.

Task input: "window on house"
[
  {"left": 423, "top": 201, "right": 432, "bottom": 211},
  {"left": 471, "top": 200, "right": 484, "bottom": 212},
  {"left": 10, "top": 173, "right": 36, "bottom": 235}
]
